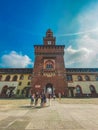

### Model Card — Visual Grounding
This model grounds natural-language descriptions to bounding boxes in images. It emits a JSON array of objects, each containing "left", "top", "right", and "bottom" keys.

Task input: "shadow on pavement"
[{"left": 19, "top": 105, "right": 50, "bottom": 109}]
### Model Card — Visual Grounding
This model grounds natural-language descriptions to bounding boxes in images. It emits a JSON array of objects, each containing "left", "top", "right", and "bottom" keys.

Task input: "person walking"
[
  {"left": 48, "top": 94, "right": 51, "bottom": 106},
  {"left": 34, "top": 93, "right": 39, "bottom": 106},
  {"left": 40, "top": 93, "right": 47, "bottom": 107},
  {"left": 58, "top": 92, "right": 61, "bottom": 100},
  {"left": 30, "top": 93, "right": 35, "bottom": 106},
  {"left": 53, "top": 93, "right": 56, "bottom": 100}
]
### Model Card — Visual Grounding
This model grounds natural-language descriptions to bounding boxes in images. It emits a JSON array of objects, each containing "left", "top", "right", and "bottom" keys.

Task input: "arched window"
[
  {"left": 67, "top": 75, "right": 72, "bottom": 81},
  {"left": 0, "top": 75, "right": 2, "bottom": 81},
  {"left": 45, "top": 60, "right": 54, "bottom": 70},
  {"left": 12, "top": 75, "right": 18, "bottom": 81},
  {"left": 89, "top": 85, "right": 96, "bottom": 94},
  {"left": 5, "top": 75, "right": 10, "bottom": 81},
  {"left": 46, "top": 63, "right": 53, "bottom": 69},
  {"left": 78, "top": 76, "right": 83, "bottom": 81},
  {"left": 76, "top": 85, "right": 82, "bottom": 94},
  {"left": 85, "top": 75, "right": 90, "bottom": 81},
  {"left": 1, "top": 85, "right": 8, "bottom": 95},
  {"left": 20, "top": 75, "right": 24, "bottom": 80},
  {"left": 96, "top": 76, "right": 98, "bottom": 81},
  {"left": 28, "top": 75, "right": 32, "bottom": 80}
]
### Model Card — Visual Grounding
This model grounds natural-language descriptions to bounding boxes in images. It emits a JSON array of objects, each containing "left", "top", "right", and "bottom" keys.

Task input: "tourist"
[
  {"left": 43, "top": 93, "right": 47, "bottom": 106},
  {"left": 34, "top": 92, "right": 39, "bottom": 106},
  {"left": 40, "top": 93, "right": 44, "bottom": 107},
  {"left": 53, "top": 93, "right": 56, "bottom": 100},
  {"left": 30, "top": 93, "right": 35, "bottom": 106},
  {"left": 58, "top": 92, "right": 61, "bottom": 100},
  {"left": 48, "top": 94, "right": 51, "bottom": 106},
  {"left": 40, "top": 93, "right": 47, "bottom": 107}
]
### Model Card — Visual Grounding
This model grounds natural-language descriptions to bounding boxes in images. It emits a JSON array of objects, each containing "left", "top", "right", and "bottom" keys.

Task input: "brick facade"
[
  {"left": 31, "top": 29, "right": 68, "bottom": 96},
  {"left": 0, "top": 30, "right": 98, "bottom": 98}
]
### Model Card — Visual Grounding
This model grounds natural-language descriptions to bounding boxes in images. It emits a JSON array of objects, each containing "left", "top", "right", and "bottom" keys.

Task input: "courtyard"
[{"left": 0, "top": 98, "right": 98, "bottom": 130}]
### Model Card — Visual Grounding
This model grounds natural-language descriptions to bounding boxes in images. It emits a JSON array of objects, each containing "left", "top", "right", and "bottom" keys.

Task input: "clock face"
[{"left": 48, "top": 41, "right": 51, "bottom": 45}]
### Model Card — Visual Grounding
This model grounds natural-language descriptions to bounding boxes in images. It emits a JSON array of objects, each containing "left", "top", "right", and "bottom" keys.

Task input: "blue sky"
[{"left": 0, "top": 0, "right": 98, "bottom": 68}]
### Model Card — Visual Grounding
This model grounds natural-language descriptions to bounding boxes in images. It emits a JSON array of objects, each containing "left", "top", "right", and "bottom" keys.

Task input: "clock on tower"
[
  {"left": 43, "top": 29, "right": 56, "bottom": 45},
  {"left": 48, "top": 41, "right": 51, "bottom": 45}
]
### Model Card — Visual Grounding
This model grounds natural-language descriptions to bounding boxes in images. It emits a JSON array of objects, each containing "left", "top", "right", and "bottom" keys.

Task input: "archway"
[
  {"left": 75, "top": 85, "right": 83, "bottom": 97},
  {"left": 89, "top": 85, "right": 96, "bottom": 93},
  {"left": 45, "top": 83, "right": 53, "bottom": 94},
  {"left": 1, "top": 85, "right": 8, "bottom": 97},
  {"left": 12, "top": 75, "right": 18, "bottom": 81}
]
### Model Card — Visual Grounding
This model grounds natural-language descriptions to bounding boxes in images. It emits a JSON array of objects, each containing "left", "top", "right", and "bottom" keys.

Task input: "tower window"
[
  {"left": 46, "top": 64, "right": 53, "bottom": 69},
  {"left": 48, "top": 41, "right": 51, "bottom": 45},
  {"left": 44, "top": 60, "right": 55, "bottom": 70}
]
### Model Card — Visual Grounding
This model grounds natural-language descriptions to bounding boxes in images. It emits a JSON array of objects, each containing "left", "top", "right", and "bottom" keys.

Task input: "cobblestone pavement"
[{"left": 0, "top": 99, "right": 98, "bottom": 130}]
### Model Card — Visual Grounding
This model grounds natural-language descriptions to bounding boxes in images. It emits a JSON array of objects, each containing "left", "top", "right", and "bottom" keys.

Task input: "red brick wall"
[{"left": 31, "top": 45, "right": 68, "bottom": 96}]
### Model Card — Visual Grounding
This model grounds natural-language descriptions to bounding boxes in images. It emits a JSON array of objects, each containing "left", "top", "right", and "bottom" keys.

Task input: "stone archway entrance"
[
  {"left": 45, "top": 83, "right": 53, "bottom": 94},
  {"left": 0, "top": 85, "right": 8, "bottom": 97}
]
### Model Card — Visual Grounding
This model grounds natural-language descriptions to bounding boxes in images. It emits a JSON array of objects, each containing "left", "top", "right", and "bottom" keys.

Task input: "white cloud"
[
  {"left": 0, "top": 51, "right": 33, "bottom": 68},
  {"left": 58, "top": 28, "right": 98, "bottom": 36},
  {"left": 64, "top": 2, "right": 98, "bottom": 68},
  {"left": 64, "top": 46, "right": 92, "bottom": 67}
]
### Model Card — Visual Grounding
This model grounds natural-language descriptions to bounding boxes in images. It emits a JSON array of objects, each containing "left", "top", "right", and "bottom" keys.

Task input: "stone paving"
[{"left": 0, "top": 99, "right": 98, "bottom": 130}]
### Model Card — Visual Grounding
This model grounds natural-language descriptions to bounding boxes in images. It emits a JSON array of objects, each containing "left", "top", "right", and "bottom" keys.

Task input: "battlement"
[{"left": 34, "top": 45, "right": 65, "bottom": 55}]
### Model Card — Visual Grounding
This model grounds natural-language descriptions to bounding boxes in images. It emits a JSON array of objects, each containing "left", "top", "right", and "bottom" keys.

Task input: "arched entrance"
[
  {"left": 45, "top": 83, "right": 53, "bottom": 94},
  {"left": 1, "top": 85, "right": 8, "bottom": 97}
]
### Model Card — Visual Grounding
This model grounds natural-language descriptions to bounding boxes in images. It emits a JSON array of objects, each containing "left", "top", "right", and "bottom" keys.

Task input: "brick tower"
[{"left": 31, "top": 29, "right": 68, "bottom": 96}]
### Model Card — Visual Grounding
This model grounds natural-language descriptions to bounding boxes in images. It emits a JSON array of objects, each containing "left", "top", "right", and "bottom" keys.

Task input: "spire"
[
  {"left": 46, "top": 29, "right": 53, "bottom": 37},
  {"left": 43, "top": 29, "right": 56, "bottom": 45}
]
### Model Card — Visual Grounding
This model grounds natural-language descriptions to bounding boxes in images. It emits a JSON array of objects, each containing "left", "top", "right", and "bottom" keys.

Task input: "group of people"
[{"left": 30, "top": 92, "right": 56, "bottom": 107}]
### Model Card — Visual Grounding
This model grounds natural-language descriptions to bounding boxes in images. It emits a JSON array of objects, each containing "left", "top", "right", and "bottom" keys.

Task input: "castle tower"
[{"left": 31, "top": 29, "right": 68, "bottom": 96}]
